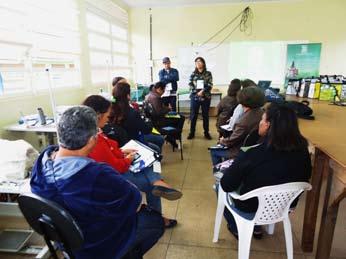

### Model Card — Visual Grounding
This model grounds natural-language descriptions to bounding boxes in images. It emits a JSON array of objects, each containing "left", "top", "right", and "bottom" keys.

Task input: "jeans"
[
  {"left": 122, "top": 166, "right": 162, "bottom": 212},
  {"left": 121, "top": 206, "right": 164, "bottom": 259},
  {"left": 162, "top": 96, "right": 177, "bottom": 112},
  {"left": 210, "top": 149, "right": 230, "bottom": 166},
  {"left": 143, "top": 134, "right": 165, "bottom": 153},
  {"left": 215, "top": 184, "right": 260, "bottom": 235},
  {"left": 190, "top": 96, "right": 211, "bottom": 134}
]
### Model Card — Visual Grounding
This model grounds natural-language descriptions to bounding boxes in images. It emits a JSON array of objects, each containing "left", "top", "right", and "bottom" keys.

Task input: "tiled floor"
[{"left": 1, "top": 118, "right": 345, "bottom": 259}]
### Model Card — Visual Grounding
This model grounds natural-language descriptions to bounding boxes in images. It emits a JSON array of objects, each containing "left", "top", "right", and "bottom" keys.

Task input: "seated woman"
[
  {"left": 82, "top": 95, "right": 182, "bottom": 228},
  {"left": 145, "top": 81, "right": 185, "bottom": 148},
  {"left": 210, "top": 86, "right": 265, "bottom": 166},
  {"left": 216, "top": 78, "right": 241, "bottom": 137},
  {"left": 220, "top": 103, "right": 312, "bottom": 239},
  {"left": 110, "top": 82, "right": 164, "bottom": 153},
  {"left": 112, "top": 76, "right": 140, "bottom": 111}
]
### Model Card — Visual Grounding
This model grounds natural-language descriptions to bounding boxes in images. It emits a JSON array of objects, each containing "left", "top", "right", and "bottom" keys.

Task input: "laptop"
[{"left": 257, "top": 80, "right": 272, "bottom": 90}]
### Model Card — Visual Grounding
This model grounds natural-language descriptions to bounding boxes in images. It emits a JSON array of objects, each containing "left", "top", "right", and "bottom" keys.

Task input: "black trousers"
[{"left": 190, "top": 96, "right": 211, "bottom": 135}]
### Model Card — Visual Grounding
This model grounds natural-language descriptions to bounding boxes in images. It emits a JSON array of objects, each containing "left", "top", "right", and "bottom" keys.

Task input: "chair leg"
[
  {"left": 283, "top": 218, "right": 293, "bottom": 259},
  {"left": 180, "top": 137, "right": 183, "bottom": 160},
  {"left": 236, "top": 220, "right": 254, "bottom": 259},
  {"left": 266, "top": 223, "right": 275, "bottom": 235},
  {"left": 213, "top": 189, "right": 226, "bottom": 243}
]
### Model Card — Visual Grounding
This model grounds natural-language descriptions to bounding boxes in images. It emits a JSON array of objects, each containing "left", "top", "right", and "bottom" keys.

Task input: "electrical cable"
[
  {"left": 199, "top": 7, "right": 247, "bottom": 48},
  {"left": 203, "top": 6, "right": 253, "bottom": 53}
]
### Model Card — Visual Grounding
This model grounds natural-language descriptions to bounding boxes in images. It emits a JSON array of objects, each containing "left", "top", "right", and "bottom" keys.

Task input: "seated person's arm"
[
  {"left": 220, "top": 123, "right": 247, "bottom": 147},
  {"left": 220, "top": 151, "right": 249, "bottom": 192},
  {"left": 92, "top": 166, "right": 142, "bottom": 217}
]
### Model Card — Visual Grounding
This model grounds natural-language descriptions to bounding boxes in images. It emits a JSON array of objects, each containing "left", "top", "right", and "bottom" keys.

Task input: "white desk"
[{"left": 4, "top": 123, "right": 57, "bottom": 148}]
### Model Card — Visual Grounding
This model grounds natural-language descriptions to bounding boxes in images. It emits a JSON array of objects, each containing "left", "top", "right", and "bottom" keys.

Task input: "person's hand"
[
  {"left": 123, "top": 149, "right": 137, "bottom": 155},
  {"left": 197, "top": 90, "right": 204, "bottom": 97},
  {"left": 219, "top": 137, "right": 226, "bottom": 145},
  {"left": 126, "top": 152, "right": 137, "bottom": 162}
]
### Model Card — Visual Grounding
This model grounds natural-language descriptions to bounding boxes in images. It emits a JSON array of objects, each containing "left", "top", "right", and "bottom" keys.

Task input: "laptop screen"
[{"left": 258, "top": 80, "right": 272, "bottom": 90}]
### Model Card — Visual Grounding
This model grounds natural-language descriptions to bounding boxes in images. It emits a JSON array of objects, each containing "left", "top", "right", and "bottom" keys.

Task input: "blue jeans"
[
  {"left": 122, "top": 166, "right": 162, "bottom": 212},
  {"left": 210, "top": 149, "right": 230, "bottom": 166},
  {"left": 143, "top": 134, "right": 164, "bottom": 153},
  {"left": 190, "top": 95, "right": 211, "bottom": 134},
  {"left": 121, "top": 206, "right": 164, "bottom": 259}
]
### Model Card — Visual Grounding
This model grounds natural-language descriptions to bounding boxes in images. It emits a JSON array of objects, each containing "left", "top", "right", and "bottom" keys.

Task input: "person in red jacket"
[{"left": 83, "top": 95, "right": 182, "bottom": 228}]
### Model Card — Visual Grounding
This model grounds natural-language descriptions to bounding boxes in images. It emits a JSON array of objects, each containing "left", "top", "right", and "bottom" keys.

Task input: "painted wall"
[{"left": 129, "top": 0, "right": 346, "bottom": 84}]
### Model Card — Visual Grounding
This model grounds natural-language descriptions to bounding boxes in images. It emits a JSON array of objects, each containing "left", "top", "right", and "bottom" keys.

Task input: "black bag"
[
  {"left": 285, "top": 100, "right": 315, "bottom": 120},
  {"left": 102, "top": 123, "right": 129, "bottom": 146}
]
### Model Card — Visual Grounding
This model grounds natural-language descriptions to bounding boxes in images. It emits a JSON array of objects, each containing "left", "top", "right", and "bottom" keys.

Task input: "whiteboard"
[
  {"left": 177, "top": 44, "right": 230, "bottom": 88},
  {"left": 177, "top": 41, "right": 307, "bottom": 89}
]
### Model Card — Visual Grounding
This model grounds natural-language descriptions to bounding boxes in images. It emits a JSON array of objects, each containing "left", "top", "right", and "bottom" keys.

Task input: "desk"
[
  {"left": 177, "top": 91, "right": 222, "bottom": 114},
  {"left": 4, "top": 123, "right": 57, "bottom": 148},
  {"left": 294, "top": 99, "right": 346, "bottom": 258}
]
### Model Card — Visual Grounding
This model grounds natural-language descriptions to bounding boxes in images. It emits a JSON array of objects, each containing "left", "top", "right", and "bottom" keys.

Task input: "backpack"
[{"left": 285, "top": 100, "right": 315, "bottom": 120}]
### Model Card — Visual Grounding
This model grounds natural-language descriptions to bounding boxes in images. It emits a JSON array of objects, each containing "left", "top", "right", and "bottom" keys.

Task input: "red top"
[{"left": 88, "top": 132, "right": 131, "bottom": 174}]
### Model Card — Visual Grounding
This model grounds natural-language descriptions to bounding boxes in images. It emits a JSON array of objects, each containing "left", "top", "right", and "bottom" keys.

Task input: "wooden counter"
[{"left": 290, "top": 98, "right": 346, "bottom": 259}]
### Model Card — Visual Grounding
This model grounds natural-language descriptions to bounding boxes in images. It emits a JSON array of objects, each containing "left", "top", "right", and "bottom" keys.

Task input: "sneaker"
[
  {"left": 187, "top": 133, "right": 195, "bottom": 139},
  {"left": 204, "top": 132, "right": 212, "bottom": 140}
]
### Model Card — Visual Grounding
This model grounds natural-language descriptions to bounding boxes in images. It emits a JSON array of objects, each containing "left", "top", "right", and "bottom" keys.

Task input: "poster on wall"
[{"left": 284, "top": 43, "right": 322, "bottom": 89}]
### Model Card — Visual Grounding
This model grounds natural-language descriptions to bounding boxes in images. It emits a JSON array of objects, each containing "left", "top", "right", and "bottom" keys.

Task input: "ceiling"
[{"left": 122, "top": 0, "right": 292, "bottom": 8}]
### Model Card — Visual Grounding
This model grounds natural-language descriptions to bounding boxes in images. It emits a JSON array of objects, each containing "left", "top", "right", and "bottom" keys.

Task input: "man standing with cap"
[{"left": 158, "top": 57, "right": 179, "bottom": 111}]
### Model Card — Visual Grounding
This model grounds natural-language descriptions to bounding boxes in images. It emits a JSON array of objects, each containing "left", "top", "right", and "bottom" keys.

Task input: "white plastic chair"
[{"left": 213, "top": 182, "right": 312, "bottom": 259}]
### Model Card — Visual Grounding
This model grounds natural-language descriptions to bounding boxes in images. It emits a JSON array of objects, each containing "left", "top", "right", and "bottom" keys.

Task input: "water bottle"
[{"left": 37, "top": 108, "right": 46, "bottom": 125}]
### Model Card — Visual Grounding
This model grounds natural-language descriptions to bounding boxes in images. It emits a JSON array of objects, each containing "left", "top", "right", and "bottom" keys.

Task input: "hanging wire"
[
  {"left": 206, "top": 6, "right": 253, "bottom": 52},
  {"left": 199, "top": 7, "right": 247, "bottom": 48}
]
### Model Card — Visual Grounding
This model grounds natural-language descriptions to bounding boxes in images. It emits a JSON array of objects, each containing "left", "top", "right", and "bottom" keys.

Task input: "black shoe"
[
  {"left": 253, "top": 227, "right": 263, "bottom": 239},
  {"left": 187, "top": 133, "right": 195, "bottom": 139},
  {"left": 164, "top": 218, "right": 178, "bottom": 229},
  {"left": 227, "top": 224, "right": 238, "bottom": 240},
  {"left": 204, "top": 133, "right": 212, "bottom": 140}
]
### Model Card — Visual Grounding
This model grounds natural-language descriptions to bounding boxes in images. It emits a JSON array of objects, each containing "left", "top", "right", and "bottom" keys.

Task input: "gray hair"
[{"left": 58, "top": 106, "right": 98, "bottom": 150}]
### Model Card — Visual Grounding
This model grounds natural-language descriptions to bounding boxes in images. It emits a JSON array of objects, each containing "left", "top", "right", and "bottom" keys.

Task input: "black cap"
[{"left": 162, "top": 57, "right": 170, "bottom": 64}]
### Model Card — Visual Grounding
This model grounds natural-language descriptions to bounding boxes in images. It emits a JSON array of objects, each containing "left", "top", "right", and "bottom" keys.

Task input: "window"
[
  {"left": 86, "top": 1, "right": 131, "bottom": 86},
  {"left": 0, "top": 0, "right": 80, "bottom": 95}
]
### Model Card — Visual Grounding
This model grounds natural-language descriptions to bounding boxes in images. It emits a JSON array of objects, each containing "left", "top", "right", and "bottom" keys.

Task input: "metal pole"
[{"left": 149, "top": 8, "right": 153, "bottom": 82}]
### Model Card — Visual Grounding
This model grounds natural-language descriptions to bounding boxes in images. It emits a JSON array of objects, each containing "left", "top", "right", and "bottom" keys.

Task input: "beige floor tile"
[
  {"left": 183, "top": 160, "right": 214, "bottom": 191},
  {"left": 165, "top": 244, "right": 237, "bottom": 259},
  {"left": 169, "top": 189, "right": 237, "bottom": 249},
  {"left": 249, "top": 250, "right": 306, "bottom": 259},
  {"left": 249, "top": 219, "right": 303, "bottom": 254},
  {"left": 144, "top": 243, "right": 168, "bottom": 259}
]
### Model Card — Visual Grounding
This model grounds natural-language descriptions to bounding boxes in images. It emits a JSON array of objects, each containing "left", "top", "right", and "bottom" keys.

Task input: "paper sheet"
[
  {"left": 197, "top": 80, "right": 204, "bottom": 90},
  {"left": 121, "top": 140, "right": 156, "bottom": 172}
]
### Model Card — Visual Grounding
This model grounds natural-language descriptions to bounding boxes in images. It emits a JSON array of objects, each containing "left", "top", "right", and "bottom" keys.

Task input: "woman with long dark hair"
[
  {"left": 220, "top": 102, "right": 311, "bottom": 239},
  {"left": 109, "top": 82, "right": 164, "bottom": 152},
  {"left": 188, "top": 57, "right": 213, "bottom": 140}
]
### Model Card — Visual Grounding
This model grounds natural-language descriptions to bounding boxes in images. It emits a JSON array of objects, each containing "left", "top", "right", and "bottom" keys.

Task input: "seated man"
[
  {"left": 145, "top": 81, "right": 185, "bottom": 148},
  {"left": 30, "top": 106, "right": 164, "bottom": 259}
]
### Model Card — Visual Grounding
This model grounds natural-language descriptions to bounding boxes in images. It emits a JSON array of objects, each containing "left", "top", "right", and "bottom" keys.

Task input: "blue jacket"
[
  {"left": 30, "top": 146, "right": 142, "bottom": 259},
  {"left": 158, "top": 68, "right": 179, "bottom": 92}
]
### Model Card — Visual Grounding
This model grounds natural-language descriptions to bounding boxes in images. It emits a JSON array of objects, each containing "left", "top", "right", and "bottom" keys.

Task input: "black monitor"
[{"left": 257, "top": 80, "right": 272, "bottom": 90}]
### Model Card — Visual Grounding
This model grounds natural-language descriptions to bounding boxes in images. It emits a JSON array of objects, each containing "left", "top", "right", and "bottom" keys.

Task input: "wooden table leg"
[
  {"left": 301, "top": 148, "right": 327, "bottom": 252},
  {"left": 315, "top": 162, "right": 346, "bottom": 259}
]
